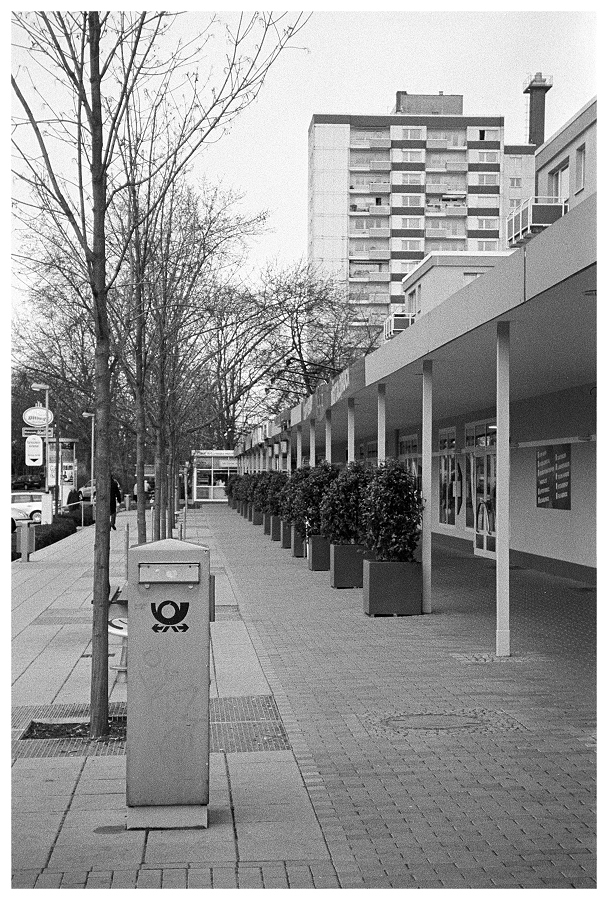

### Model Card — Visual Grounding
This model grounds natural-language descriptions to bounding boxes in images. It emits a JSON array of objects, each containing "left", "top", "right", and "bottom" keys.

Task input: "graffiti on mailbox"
[{"left": 151, "top": 600, "right": 190, "bottom": 633}]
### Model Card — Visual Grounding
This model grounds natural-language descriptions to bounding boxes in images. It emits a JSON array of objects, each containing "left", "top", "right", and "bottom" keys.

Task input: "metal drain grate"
[
  {"left": 12, "top": 696, "right": 290, "bottom": 758},
  {"left": 363, "top": 707, "right": 529, "bottom": 738},
  {"left": 450, "top": 651, "right": 554, "bottom": 665}
]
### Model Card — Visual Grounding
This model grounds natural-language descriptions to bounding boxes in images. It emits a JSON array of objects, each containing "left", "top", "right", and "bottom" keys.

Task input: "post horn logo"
[{"left": 151, "top": 601, "right": 189, "bottom": 633}]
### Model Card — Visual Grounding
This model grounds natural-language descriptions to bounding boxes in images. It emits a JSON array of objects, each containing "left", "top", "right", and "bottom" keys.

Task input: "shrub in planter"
[
  {"left": 295, "top": 462, "right": 339, "bottom": 570},
  {"left": 251, "top": 471, "right": 271, "bottom": 524},
  {"left": 265, "top": 471, "right": 287, "bottom": 540},
  {"left": 235, "top": 473, "right": 253, "bottom": 514},
  {"left": 320, "top": 462, "right": 373, "bottom": 588},
  {"left": 361, "top": 459, "right": 423, "bottom": 615},
  {"left": 279, "top": 468, "right": 312, "bottom": 554},
  {"left": 226, "top": 473, "right": 241, "bottom": 506}
]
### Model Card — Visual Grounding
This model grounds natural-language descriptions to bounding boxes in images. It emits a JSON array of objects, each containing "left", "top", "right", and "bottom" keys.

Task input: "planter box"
[
  {"left": 291, "top": 525, "right": 305, "bottom": 558},
  {"left": 270, "top": 515, "right": 281, "bottom": 541},
  {"left": 308, "top": 534, "right": 330, "bottom": 571},
  {"left": 280, "top": 520, "right": 292, "bottom": 549},
  {"left": 263, "top": 512, "right": 272, "bottom": 535},
  {"left": 247, "top": 502, "right": 254, "bottom": 521},
  {"left": 363, "top": 559, "right": 422, "bottom": 616},
  {"left": 330, "top": 543, "right": 369, "bottom": 589},
  {"left": 253, "top": 506, "right": 263, "bottom": 526}
]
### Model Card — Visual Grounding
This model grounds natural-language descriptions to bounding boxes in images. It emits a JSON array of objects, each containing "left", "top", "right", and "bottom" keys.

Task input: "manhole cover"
[{"left": 381, "top": 713, "right": 479, "bottom": 731}]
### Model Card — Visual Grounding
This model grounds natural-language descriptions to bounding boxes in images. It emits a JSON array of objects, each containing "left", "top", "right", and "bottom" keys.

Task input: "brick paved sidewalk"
[{"left": 12, "top": 506, "right": 596, "bottom": 888}]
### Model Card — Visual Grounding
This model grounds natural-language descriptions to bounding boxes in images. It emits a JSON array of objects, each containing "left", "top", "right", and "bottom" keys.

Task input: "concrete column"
[
  {"left": 309, "top": 419, "right": 316, "bottom": 467},
  {"left": 347, "top": 398, "right": 355, "bottom": 464},
  {"left": 377, "top": 383, "right": 386, "bottom": 463},
  {"left": 496, "top": 321, "right": 511, "bottom": 657},
  {"left": 296, "top": 426, "right": 303, "bottom": 469},
  {"left": 325, "top": 410, "right": 332, "bottom": 463},
  {"left": 422, "top": 360, "right": 433, "bottom": 614},
  {"left": 266, "top": 445, "right": 272, "bottom": 472}
]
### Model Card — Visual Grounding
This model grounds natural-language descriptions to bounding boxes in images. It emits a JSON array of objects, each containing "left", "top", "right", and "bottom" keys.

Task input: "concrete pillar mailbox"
[{"left": 126, "top": 538, "right": 210, "bottom": 829}]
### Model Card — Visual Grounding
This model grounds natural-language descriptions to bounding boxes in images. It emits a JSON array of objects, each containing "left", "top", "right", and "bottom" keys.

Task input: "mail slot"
[{"left": 138, "top": 563, "right": 200, "bottom": 584}]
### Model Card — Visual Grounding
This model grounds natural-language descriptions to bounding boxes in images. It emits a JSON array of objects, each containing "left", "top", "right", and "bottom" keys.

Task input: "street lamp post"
[
  {"left": 83, "top": 412, "right": 95, "bottom": 514},
  {"left": 31, "top": 382, "right": 50, "bottom": 492}
]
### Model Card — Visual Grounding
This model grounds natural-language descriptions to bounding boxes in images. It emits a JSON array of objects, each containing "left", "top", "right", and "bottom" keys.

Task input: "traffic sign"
[{"left": 25, "top": 435, "right": 44, "bottom": 466}]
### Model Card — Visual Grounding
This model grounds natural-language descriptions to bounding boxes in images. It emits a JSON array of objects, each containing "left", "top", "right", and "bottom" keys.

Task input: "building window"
[
  {"left": 477, "top": 173, "right": 498, "bottom": 186},
  {"left": 478, "top": 128, "right": 499, "bottom": 141},
  {"left": 401, "top": 217, "right": 422, "bottom": 229},
  {"left": 575, "top": 145, "right": 586, "bottom": 192},
  {"left": 468, "top": 194, "right": 497, "bottom": 208},
  {"left": 402, "top": 127, "right": 422, "bottom": 140},
  {"left": 400, "top": 195, "right": 423, "bottom": 207},
  {"left": 402, "top": 173, "right": 423, "bottom": 184},
  {"left": 510, "top": 155, "right": 522, "bottom": 172},
  {"left": 401, "top": 150, "right": 424, "bottom": 162},
  {"left": 439, "top": 427, "right": 457, "bottom": 526},
  {"left": 549, "top": 162, "right": 570, "bottom": 203},
  {"left": 478, "top": 151, "right": 499, "bottom": 163},
  {"left": 477, "top": 240, "right": 498, "bottom": 250},
  {"left": 477, "top": 218, "right": 498, "bottom": 230},
  {"left": 398, "top": 433, "right": 421, "bottom": 489},
  {"left": 464, "top": 272, "right": 482, "bottom": 284},
  {"left": 427, "top": 129, "right": 466, "bottom": 147},
  {"left": 407, "top": 289, "right": 417, "bottom": 314},
  {"left": 509, "top": 177, "right": 522, "bottom": 188},
  {"left": 401, "top": 239, "right": 423, "bottom": 251},
  {"left": 509, "top": 198, "right": 520, "bottom": 209}
]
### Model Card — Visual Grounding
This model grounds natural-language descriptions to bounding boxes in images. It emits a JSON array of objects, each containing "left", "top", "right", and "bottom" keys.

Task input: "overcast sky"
[{"left": 178, "top": 6, "right": 596, "bottom": 277}]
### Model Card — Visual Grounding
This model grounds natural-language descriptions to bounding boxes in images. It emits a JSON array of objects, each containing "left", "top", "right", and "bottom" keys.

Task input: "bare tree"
[{"left": 12, "top": 10, "right": 309, "bottom": 737}]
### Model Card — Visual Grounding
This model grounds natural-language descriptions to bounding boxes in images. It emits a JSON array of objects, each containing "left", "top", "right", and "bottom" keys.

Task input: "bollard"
[
  {"left": 183, "top": 499, "right": 187, "bottom": 541},
  {"left": 179, "top": 523, "right": 183, "bottom": 541},
  {"left": 125, "top": 538, "right": 210, "bottom": 829},
  {"left": 17, "top": 522, "right": 35, "bottom": 562},
  {"left": 124, "top": 524, "right": 130, "bottom": 579}
]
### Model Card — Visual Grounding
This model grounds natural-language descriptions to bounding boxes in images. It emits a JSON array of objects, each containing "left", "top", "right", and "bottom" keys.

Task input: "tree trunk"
[{"left": 89, "top": 12, "right": 110, "bottom": 739}]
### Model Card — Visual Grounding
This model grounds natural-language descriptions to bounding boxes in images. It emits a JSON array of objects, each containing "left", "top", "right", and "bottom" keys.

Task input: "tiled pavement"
[{"left": 11, "top": 506, "right": 596, "bottom": 888}]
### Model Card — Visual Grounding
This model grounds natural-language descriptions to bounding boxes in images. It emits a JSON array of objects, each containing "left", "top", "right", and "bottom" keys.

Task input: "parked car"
[
  {"left": 11, "top": 505, "right": 29, "bottom": 533},
  {"left": 10, "top": 492, "right": 43, "bottom": 524},
  {"left": 79, "top": 480, "right": 96, "bottom": 501},
  {"left": 11, "top": 475, "right": 43, "bottom": 491}
]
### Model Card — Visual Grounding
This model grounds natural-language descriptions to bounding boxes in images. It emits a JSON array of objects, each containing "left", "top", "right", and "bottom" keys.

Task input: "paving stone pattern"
[
  {"left": 11, "top": 508, "right": 595, "bottom": 889},
  {"left": 213, "top": 507, "right": 596, "bottom": 890}
]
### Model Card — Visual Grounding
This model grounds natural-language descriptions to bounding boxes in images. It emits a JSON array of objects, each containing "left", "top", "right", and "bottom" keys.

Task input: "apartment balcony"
[
  {"left": 507, "top": 196, "right": 567, "bottom": 246},
  {"left": 425, "top": 182, "right": 449, "bottom": 194},
  {"left": 425, "top": 226, "right": 466, "bottom": 239},
  {"left": 350, "top": 160, "right": 391, "bottom": 172},
  {"left": 426, "top": 139, "right": 466, "bottom": 151},
  {"left": 348, "top": 248, "right": 391, "bottom": 260},
  {"left": 351, "top": 291, "right": 391, "bottom": 305},
  {"left": 349, "top": 228, "right": 390, "bottom": 239},
  {"left": 426, "top": 160, "right": 468, "bottom": 172},
  {"left": 349, "top": 271, "right": 391, "bottom": 282},
  {"left": 349, "top": 183, "right": 391, "bottom": 194},
  {"left": 426, "top": 204, "right": 467, "bottom": 216},
  {"left": 350, "top": 138, "right": 391, "bottom": 150},
  {"left": 349, "top": 203, "right": 390, "bottom": 215},
  {"left": 383, "top": 312, "right": 416, "bottom": 341}
]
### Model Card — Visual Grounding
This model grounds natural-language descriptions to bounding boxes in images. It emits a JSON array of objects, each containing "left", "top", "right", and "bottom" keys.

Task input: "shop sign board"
[
  {"left": 25, "top": 435, "right": 44, "bottom": 466},
  {"left": 536, "top": 444, "right": 571, "bottom": 510},
  {"left": 23, "top": 406, "right": 54, "bottom": 427}
]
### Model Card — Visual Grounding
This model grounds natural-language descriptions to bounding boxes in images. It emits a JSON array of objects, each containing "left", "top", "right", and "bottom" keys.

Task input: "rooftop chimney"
[{"left": 524, "top": 72, "right": 553, "bottom": 147}]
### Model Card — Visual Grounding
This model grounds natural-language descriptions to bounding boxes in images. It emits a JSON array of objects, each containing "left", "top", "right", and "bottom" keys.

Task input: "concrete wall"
[{"left": 536, "top": 99, "right": 596, "bottom": 211}]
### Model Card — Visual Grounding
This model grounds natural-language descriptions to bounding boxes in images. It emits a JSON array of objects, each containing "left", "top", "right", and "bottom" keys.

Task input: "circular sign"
[
  {"left": 25, "top": 435, "right": 44, "bottom": 466},
  {"left": 23, "top": 406, "right": 54, "bottom": 427}
]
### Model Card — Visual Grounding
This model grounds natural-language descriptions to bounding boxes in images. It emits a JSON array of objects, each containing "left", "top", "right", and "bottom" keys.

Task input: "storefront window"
[{"left": 438, "top": 427, "right": 456, "bottom": 525}]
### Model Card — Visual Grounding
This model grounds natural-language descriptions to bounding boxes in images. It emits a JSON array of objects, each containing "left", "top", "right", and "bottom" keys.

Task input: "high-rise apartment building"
[{"left": 308, "top": 79, "right": 548, "bottom": 325}]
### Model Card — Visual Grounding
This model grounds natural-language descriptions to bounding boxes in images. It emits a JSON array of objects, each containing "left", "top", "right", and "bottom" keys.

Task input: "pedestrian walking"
[{"left": 110, "top": 475, "right": 122, "bottom": 530}]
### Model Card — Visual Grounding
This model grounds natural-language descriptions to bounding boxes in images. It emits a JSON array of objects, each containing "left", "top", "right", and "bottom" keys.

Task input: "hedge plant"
[
  {"left": 361, "top": 459, "right": 423, "bottom": 562},
  {"left": 252, "top": 471, "right": 272, "bottom": 511},
  {"left": 34, "top": 515, "right": 77, "bottom": 551},
  {"left": 225, "top": 473, "right": 241, "bottom": 501},
  {"left": 266, "top": 471, "right": 288, "bottom": 516},
  {"left": 279, "top": 467, "right": 312, "bottom": 528},
  {"left": 319, "top": 461, "right": 372, "bottom": 545},
  {"left": 293, "top": 461, "right": 339, "bottom": 538}
]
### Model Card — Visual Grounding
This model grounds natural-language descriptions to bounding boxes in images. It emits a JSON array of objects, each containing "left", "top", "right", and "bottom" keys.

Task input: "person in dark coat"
[{"left": 110, "top": 476, "right": 122, "bottom": 530}]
